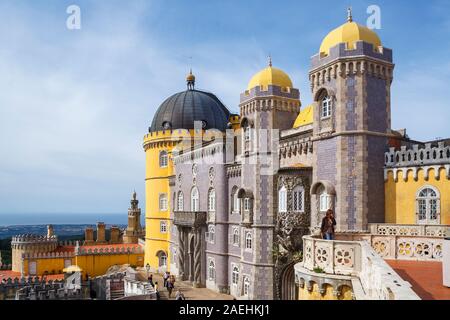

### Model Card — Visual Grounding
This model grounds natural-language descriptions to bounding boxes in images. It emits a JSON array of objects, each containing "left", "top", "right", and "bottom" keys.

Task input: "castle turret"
[
  {"left": 309, "top": 9, "right": 395, "bottom": 231},
  {"left": 123, "top": 191, "right": 144, "bottom": 244},
  {"left": 84, "top": 227, "right": 94, "bottom": 244}
]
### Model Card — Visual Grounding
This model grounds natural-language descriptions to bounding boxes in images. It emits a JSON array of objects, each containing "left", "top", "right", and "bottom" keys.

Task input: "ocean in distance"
[{"left": 0, "top": 213, "right": 143, "bottom": 226}]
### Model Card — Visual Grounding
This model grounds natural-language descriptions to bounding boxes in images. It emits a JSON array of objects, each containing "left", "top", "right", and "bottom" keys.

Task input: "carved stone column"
[
  {"left": 177, "top": 228, "right": 185, "bottom": 280},
  {"left": 193, "top": 227, "right": 202, "bottom": 287}
]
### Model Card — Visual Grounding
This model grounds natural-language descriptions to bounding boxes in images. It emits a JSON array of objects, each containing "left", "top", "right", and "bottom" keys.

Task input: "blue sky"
[{"left": 0, "top": 0, "right": 449, "bottom": 216}]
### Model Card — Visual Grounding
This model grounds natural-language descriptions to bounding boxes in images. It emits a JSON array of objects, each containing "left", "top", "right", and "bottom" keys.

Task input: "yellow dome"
[
  {"left": 293, "top": 104, "right": 313, "bottom": 128},
  {"left": 247, "top": 65, "right": 293, "bottom": 91},
  {"left": 319, "top": 20, "right": 382, "bottom": 56}
]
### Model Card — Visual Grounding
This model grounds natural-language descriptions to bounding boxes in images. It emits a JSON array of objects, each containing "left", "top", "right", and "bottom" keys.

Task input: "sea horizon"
[{"left": 0, "top": 213, "right": 143, "bottom": 227}]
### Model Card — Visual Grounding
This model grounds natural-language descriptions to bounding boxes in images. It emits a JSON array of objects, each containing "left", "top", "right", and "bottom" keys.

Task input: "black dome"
[{"left": 150, "top": 89, "right": 231, "bottom": 132}]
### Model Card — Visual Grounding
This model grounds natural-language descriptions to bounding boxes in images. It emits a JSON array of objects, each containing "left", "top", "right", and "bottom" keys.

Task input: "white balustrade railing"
[
  {"left": 368, "top": 223, "right": 449, "bottom": 238},
  {"left": 300, "top": 235, "right": 420, "bottom": 300}
]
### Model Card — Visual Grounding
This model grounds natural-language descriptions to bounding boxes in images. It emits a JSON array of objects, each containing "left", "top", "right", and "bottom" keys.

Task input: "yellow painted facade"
[
  {"left": 385, "top": 167, "right": 450, "bottom": 225},
  {"left": 22, "top": 257, "right": 72, "bottom": 276},
  {"left": 74, "top": 253, "right": 144, "bottom": 277}
]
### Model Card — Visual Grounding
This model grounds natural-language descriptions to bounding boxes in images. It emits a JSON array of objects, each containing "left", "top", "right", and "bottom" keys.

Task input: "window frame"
[
  {"left": 191, "top": 187, "right": 199, "bottom": 212},
  {"left": 416, "top": 186, "right": 440, "bottom": 224},
  {"left": 159, "top": 150, "right": 168, "bottom": 168},
  {"left": 208, "top": 259, "right": 216, "bottom": 282},
  {"left": 159, "top": 193, "right": 168, "bottom": 212},
  {"left": 177, "top": 191, "right": 184, "bottom": 211},
  {"left": 208, "top": 188, "right": 216, "bottom": 212},
  {"left": 321, "top": 96, "right": 332, "bottom": 119},
  {"left": 292, "top": 185, "right": 305, "bottom": 213},
  {"left": 278, "top": 186, "right": 287, "bottom": 213},
  {"left": 160, "top": 220, "right": 167, "bottom": 234},
  {"left": 232, "top": 265, "right": 239, "bottom": 286},
  {"left": 245, "top": 231, "right": 252, "bottom": 251}
]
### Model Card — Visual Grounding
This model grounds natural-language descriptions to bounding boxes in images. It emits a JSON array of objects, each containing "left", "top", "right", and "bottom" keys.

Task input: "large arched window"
[
  {"left": 232, "top": 265, "right": 239, "bottom": 285},
  {"left": 416, "top": 186, "right": 440, "bottom": 224},
  {"left": 208, "top": 188, "right": 216, "bottom": 212},
  {"left": 321, "top": 96, "right": 332, "bottom": 119},
  {"left": 191, "top": 187, "right": 199, "bottom": 211},
  {"left": 157, "top": 251, "right": 167, "bottom": 267},
  {"left": 232, "top": 227, "right": 240, "bottom": 246},
  {"left": 159, "top": 150, "right": 168, "bottom": 168},
  {"left": 177, "top": 191, "right": 184, "bottom": 211},
  {"left": 208, "top": 225, "right": 215, "bottom": 243},
  {"left": 318, "top": 185, "right": 330, "bottom": 212},
  {"left": 245, "top": 231, "right": 252, "bottom": 250},
  {"left": 208, "top": 259, "right": 216, "bottom": 281},
  {"left": 278, "top": 186, "right": 287, "bottom": 213},
  {"left": 231, "top": 186, "right": 240, "bottom": 214},
  {"left": 243, "top": 276, "right": 250, "bottom": 296},
  {"left": 293, "top": 185, "right": 305, "bottom": 213}
]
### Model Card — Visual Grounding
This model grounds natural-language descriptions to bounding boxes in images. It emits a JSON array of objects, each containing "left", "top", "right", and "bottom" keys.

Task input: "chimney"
[
  {"left": 110, "top": 226, "right": 120, "bottom": 244},
  {"left": 96, "top": 222, "right": 106, "bottom": 243},
  {"left": 47, "top": 225, "right": 54, "bottom": 238},
  {"left": 84, "top": 227, "right": 94, "bottom": 244}
]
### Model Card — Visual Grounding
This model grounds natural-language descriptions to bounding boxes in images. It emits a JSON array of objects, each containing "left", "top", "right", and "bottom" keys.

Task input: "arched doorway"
[{"left": 280, "top": 263, "right": 297, "bottom": 300}]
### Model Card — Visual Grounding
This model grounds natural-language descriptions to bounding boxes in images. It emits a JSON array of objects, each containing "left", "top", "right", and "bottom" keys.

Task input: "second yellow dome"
[{"left": 247, "top": 66, "right": 293, "bottom": 91}]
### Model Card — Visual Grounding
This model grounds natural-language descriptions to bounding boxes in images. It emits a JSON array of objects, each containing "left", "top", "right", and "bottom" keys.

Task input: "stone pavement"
[
  {"left": 386, "top": 260, "right": 450, "bottom": 300},
  {"left": 137, "top": 270, "right": 233, "bottom": 300}
]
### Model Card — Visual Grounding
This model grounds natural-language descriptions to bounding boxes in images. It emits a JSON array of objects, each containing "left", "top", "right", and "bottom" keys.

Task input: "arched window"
[
  {"left": 243, "top": 276, "right": 250, "bottom": 296},
  {"left": 208, "top": 188, "right": 216, "bottom": 212},
  {"left": 191, "top": 187, "right": 199, "bottom": 211},
  {"left": 159, "top": 193, "right": 168, "bottom": 211},
  {"left": 232, "top": 265, "right": 239, "bottom": 285},
  {"left": 158, "top": 251, "right": 167, "bottom": 267},
  {"left": 159, "top": 150, "right": 168, "bottom": 168},
  {"left": 293, "top": 185, "right": 305, "bottom": 213},
  {"left": 321, "top": 96, "right": 332, "bottom": 119},
  {"left": 318, "top": 185, "right": 329, "bottom": 212},
  {"left": 243, "top": 198, "right": 251, "bottom": 212},
  {"left": 177, "top": 191, "right": 184, "bottom": 211},
  {"left": 416, "top": 186, "right": 440, "bottom": 224},
  {"left": 232, "top": 228, "right": 240, "bottom": 246},
  {"left": 245, "top": 231, "right": 252, "bottom": 250},
  {"left": 208, "top": 225, "right": 215, "bottom": 243},
  {"left": 208, "top": 259, "right": 216, "bottom": 281},
  {"left": 231, "top": 187, "right": 240, "bottom": 214},
  {"left": 278, "top": 186, "right": 287, "bottom": 213}
]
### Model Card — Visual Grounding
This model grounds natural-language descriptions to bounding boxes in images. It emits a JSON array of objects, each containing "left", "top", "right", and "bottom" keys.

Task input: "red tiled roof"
[
  {"left": 0, "top": 271, "right": 64, "bottom": 282},
  {"left": 386, "top": 260, "right": 450, "bottom": 300},
  {"left": 54, "top": 245, "right": 75, "bottom": 253}
]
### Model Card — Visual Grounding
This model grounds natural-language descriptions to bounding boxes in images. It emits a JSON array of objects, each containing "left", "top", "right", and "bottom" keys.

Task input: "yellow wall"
[
  {"left": 23, "top": 257, "right": 72, "bottom": 276},
  {"left": 298, "top": 283, "right": 353, "bottom": 300},
  {"left": 385, "top": 167, "right": 450, "bottom": 225},
  {"left": 75, "top": 253, "right": 144, "bottom": 277}
]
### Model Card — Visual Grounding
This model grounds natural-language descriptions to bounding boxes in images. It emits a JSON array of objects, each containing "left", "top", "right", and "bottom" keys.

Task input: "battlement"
[
  {"left": 240, "top": 84, "right": 300, "bottom": 104},
  {"left": 11, "top": 234, "right": 58, "bottom": 244},
  {"left": 75, "top": 245, "right": 144, "bottom": 256},
  {"left": 22, "top": 251, "right": 75, "bottom": 260},
  {"left": 385, "top": 142, "right": 450, "bottom": 168},
  {"left": 311, "top": 40, "right": 393, "bottom": 71}
]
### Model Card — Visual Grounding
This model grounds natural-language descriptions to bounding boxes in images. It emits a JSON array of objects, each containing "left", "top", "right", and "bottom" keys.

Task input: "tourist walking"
[
  {"left": 148, "top": 274, "right": 154, "bottom": 287},
  {"left": 154, "top": 281, "right": 160, "bottom": 300},
  {"left": 321, "top": 209, "right": 337, "bottom": 240},
  {"left": 167, "top": 277, "right": 174, "bottom": 298},
  {"left": 163, "top": 271, "right": 170, "bottom": 288}
]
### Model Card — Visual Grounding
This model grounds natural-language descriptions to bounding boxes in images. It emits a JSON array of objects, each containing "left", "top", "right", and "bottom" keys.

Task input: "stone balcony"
[
  {"left": 173, "top": 211, "right": 207, "bottom": 228},
  {"left": 295, "top": 234, "right": 421, "bottom": 300}
]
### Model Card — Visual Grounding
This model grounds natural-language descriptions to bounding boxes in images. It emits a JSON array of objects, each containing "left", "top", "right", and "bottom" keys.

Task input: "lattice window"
[
  {"left": 245, "top": 231, "right": 252, "bottom": 250},
  {"left": 177, "top": 191, "right": 184, "bottom": 211},
  {"left": 208, "top": 259, "right": 216, "bottom": 281},
  {"left": 232, "top": 265, "right": 239, "bottom": 285},
  {"left": 243, "top": 276, "right": 250, "bottom": 296},
  {"left": 321, "top": 96, "right": 332, "bottom": 118},
  {"left": 159, "top": 150, "right": 168, "bottom": 168},
  {"left": 208, "top": 188, "right": 216, "bottom": 212},
  {"left": 293, "top": 185, "right": 304, "bottom": 213},
  {"left": 416, "top": 186, "right": 440, "bottom": 224}
]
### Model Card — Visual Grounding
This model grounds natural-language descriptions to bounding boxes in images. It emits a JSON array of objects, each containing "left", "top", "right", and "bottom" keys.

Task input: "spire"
[
  {"left": 268, "top": 55, "right": 272, "bottom": 67},
  {"left": 186, "top": 69, "right": 195, "bottom": 90},
  {"left": 347, "top": 7, "right": 353, "bottom": 22},
  {"left": 131, "top": 190, "right": 138, "bottom": 209}
]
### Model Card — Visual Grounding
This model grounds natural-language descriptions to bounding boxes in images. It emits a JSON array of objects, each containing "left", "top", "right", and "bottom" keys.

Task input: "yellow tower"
[{"left": 143, "top": 71, "right": 234, "bottom": 271}]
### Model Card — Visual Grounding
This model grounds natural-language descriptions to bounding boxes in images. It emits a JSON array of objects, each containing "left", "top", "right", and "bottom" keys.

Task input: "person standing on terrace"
[{"left": 321, "top": 209, "right": 337, "bottom": 240}]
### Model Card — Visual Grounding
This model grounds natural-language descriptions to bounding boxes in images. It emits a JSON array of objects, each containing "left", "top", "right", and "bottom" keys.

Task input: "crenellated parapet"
[
  {"left": 22, "top": 251, "right": 75, "bottom": 260},
  {"left": 279, "top": 135, "right": 314, "bottom": 159},
  {"left": 75, "top": 246, "right": 144, "bottom": 256},
  {"left": 385, "top": 142, "right": 450, "bottom": 168},
  {"left": 384, "top": 142, "right": 450, "bottom": 182},
  {"left": 11, "top": 234, "right": 58, "bottom": 251}
]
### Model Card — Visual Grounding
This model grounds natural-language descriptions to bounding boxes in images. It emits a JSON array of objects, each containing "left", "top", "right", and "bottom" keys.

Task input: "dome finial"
[
  {"left": 347, "top": 6, "right": 353, "bottom": 22},
  {"left": 268, "top": 54, "right": 272, "bottom": 67},
  {"left": 186, "top": 69, "right": 195, "bottom": 90}
]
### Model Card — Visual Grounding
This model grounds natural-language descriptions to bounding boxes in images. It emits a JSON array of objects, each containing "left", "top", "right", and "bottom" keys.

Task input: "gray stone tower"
[
  {"left": 239, "top": 59, "right": 301, "bottom": 299},
  {"left": 309, "top": 12, "right": 395, "bottom": 232},
  {"left": 123, "top": 191, "right": 144, "bottom": 244}
]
